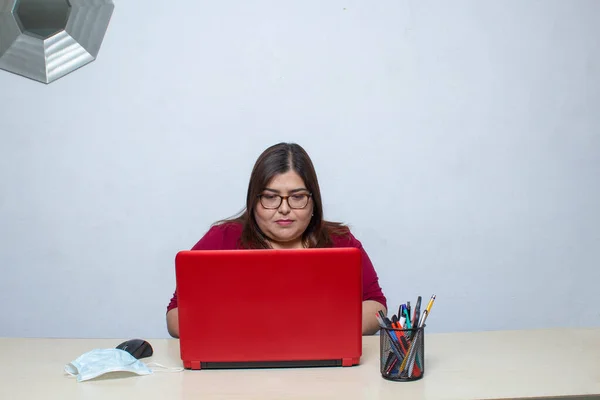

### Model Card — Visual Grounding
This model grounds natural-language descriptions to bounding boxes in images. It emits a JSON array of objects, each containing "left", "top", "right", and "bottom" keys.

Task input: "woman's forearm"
[{"left": 166, "top": 308, "right": 180, "bottom": 338}]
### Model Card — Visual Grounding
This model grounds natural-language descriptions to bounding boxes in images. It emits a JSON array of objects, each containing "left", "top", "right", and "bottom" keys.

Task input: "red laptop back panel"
[{"left": 175, "top": 247, "right": 362, "bottom": 369}]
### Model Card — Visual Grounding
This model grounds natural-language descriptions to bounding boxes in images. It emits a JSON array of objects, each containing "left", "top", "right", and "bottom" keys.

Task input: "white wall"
[{"left": 1, "top": 0, "right": 599, "bottom": 339}]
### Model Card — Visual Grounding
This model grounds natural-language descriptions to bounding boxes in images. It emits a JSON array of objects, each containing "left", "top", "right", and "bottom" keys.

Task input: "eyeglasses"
[{"left": 257, "top": 192, "right": 312, "bottom": 209}]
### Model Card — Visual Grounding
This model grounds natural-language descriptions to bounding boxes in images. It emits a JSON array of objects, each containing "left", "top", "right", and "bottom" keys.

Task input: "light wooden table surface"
[{"left": 1, "top": 328, "right": 599, "bottom": 400}]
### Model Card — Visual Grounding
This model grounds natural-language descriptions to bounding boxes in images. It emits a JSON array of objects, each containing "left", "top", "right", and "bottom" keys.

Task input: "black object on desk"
[{"left": 116, "top": 339, "right": 153, "bottom": 359}]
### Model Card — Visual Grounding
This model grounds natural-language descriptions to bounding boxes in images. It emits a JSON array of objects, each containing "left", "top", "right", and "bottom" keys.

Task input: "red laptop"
[{"left": 175, "top": 247, "right": 363, "bottom": 370}]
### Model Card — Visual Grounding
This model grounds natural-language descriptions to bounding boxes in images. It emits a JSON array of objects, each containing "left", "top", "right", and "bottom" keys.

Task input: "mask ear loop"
[
  {"left": 145, "top": 362, "right": 184, "bottom": 373},
  {"left": 64, "top": 363, "right": 79, "bottom": 378}
]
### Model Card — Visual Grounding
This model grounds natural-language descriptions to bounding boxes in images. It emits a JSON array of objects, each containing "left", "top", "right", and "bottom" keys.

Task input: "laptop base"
[{"left": 185, "top": 357, "right": 359, "bottom": 370}]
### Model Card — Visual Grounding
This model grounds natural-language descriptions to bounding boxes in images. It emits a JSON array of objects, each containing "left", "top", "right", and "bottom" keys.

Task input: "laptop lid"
[{"left": 175, "top": 247, "right": 362, "bottom": 369}]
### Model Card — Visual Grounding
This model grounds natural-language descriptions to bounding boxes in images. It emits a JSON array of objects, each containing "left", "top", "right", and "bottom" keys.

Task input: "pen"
[
  {"left": 418, "top": 310, "right": 427, "bottom": 327},
  {"left": 383, "top": 351, "right": 394, "bottom": 374},
  {"left": 399, "top": 326, "right": 421, "bottom": 373},
  {"left": 403, "top": 307, "right": 412, "bottom": 329},
  {"left": 412, "top": 296, "right": 422, "bottom": 328},
  {"left": 378, "top": 310, "right": 393, "bottom": 329},
  {"left": 375, "top": 313, "right": 385, "bottom": 327},
  {"left": 425, "top": 294, "right": 436, "bottom": 315}
]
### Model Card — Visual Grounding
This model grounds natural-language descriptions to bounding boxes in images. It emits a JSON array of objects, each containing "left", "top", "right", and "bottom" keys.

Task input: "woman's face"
[{"left": 254, "top": 170, "right": 314, "bottom": 249}]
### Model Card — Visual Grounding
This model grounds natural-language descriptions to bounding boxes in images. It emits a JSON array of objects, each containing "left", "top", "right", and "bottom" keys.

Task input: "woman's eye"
[{"left": 263, "top": 194, "right": 276, "bottom": 200}]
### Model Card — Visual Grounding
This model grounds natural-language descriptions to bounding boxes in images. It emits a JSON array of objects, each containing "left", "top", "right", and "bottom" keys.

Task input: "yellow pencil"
[{"left": 425, "top": 294, "right": 436, "bottom": 315}]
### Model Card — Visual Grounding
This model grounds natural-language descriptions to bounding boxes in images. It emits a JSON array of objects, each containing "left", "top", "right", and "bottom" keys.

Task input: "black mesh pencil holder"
[{"left": 379, "top": 325, "right": 425, "bottom": 381}]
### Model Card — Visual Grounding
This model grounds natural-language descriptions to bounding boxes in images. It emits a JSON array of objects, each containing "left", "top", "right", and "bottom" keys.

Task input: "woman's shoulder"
[
  {"left": 213, "top": 221, "right": 244, "bottom": 234},
  {"left": 191, "top": 222, "right": 243, "bottom": 250},
  {"left": 325, "top": 222, "right": 362, "bottom": 249}
]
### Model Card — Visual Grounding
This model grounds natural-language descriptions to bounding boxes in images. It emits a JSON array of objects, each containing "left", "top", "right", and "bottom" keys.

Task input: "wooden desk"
[{"left": 1, "top": 328, "right": 599, "bottom": 400}]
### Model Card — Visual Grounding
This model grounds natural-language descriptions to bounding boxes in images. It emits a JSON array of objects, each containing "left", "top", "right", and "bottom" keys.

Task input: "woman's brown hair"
[{"left": 218, "top": 142, "right": 349, "bottom": 248}]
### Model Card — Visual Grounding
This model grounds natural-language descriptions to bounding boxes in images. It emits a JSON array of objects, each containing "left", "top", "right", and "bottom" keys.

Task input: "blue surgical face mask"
[{"left": 65, "top": 348, "right": 153, "bottom": 382}]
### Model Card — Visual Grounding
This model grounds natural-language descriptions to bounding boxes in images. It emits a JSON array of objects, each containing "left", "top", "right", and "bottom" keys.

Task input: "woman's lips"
[{"left": 275, "top": 220, "right": 293, "bottom": 226}]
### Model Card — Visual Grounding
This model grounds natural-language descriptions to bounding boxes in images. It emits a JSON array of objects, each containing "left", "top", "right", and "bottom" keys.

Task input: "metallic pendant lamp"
[{"left": 0, "top": 0, "right": 114, "bottom": 84}]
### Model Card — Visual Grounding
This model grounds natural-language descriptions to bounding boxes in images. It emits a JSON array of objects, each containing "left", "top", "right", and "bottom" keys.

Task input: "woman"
[{"left": 166, "top": 142, "right": 387, "bottom": 337}]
